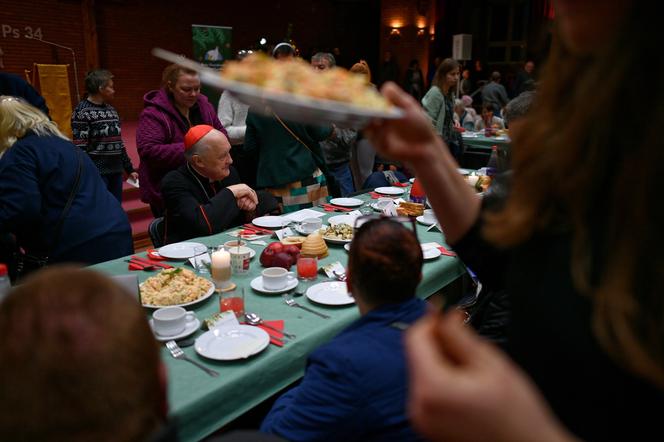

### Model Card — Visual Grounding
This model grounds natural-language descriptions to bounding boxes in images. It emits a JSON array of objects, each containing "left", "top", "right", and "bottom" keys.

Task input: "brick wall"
[{"left": 2, "top": 0, "right": 380, "bottom": 121}]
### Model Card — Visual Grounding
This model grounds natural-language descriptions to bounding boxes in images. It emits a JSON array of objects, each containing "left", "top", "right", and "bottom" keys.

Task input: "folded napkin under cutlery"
[{"left": 243, "top": 320, "right": 286, "bottom": 347}]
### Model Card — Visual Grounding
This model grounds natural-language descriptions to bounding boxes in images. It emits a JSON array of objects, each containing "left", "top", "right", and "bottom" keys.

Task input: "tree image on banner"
[{"left": 192, "top": 25, "right": 232, "bottom": 70}]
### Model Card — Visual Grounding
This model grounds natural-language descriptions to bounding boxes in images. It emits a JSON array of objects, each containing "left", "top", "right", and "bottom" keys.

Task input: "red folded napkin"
[
  {"left": 243, "top": 223, "right": 274, "bottom": 235},
  {"left": 437, "top": 246, "right": 457, "bottom": 257},
  {"left": 322, "top": 204, "right": 353, "bottom": 212},
  {"left": 392, "top": 182, "right": 409, "bottom": 187},
  {"left": 131, "top": 255, "right": 173, "bottom": 269},
  {"left": 242, "top": 320, "right": 285, "bottom": 347},
  {"left": 369, "top": 192, "right": 382, "bottom": 199},
  {"left": 146, "top": 249, "right": 167, "bottom": 261}
]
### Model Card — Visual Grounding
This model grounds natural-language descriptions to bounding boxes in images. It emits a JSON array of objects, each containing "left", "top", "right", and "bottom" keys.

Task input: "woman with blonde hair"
[
  {"left": 0, "top": 96, "right": 132, "bottom": 278},
  {"left": 366, "top": 1, "right": 664, "bottom": 440}
]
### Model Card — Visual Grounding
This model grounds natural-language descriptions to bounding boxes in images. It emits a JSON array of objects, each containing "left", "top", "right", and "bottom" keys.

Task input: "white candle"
[{"left": 211, "top": 250, "right": 231, "bottom": 281}]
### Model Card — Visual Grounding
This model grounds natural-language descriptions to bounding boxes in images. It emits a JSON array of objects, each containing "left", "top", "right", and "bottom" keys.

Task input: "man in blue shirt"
[{"left": 261, "top": 217, "right": 426, "bottom": 441}]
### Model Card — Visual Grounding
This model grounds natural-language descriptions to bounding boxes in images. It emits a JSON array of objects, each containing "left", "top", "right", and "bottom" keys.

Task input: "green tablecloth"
[
  {"left": 461, "top": 133, "right": 510, "bottom": 151},
  {"left": 90, "top": 192, "right": 466, "bottom": 441}
]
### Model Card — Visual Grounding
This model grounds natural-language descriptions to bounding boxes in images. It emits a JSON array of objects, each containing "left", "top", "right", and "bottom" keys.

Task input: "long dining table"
[{"left": 90, "top": 190, "right": 467, "bottom": 441}]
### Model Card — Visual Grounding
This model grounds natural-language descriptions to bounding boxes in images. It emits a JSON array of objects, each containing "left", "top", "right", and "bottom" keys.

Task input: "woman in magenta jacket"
[{"left": 136, "top": 64, "right": 226, "bottom": 216}]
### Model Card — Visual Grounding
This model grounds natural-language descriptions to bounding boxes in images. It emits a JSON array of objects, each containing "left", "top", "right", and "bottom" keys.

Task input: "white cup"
[
  {"left": 422, "top": 209, "right": 436, "bottom": 224},
  {"left": 262, "top": 267, "right": 296, "bottom": 291},
  {"left": 375, "top": 197, "right": 393, "bottom": 210},
  {"left": 223, "top": 239, "right": 247, "bottom": 250},
  {"left": 152, "top": 306, "right": 196, "bottom": 336},
  {"left": 299, "top": 217, "right": 322, "bottom": 234},
  {"left": 229, "top": 246, "right": 252, "bottom": 274}
]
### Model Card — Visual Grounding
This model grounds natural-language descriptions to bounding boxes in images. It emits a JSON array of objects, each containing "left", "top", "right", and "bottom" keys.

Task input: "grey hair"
[
  {"left": 85, "top": 69, "right": 113, "bottom": 95},
  {"left": 311, "top": 52, "right": 336, "bottom": 68},
  {"left": 504, "top": 91, "right": 536, "bottom": 125}
]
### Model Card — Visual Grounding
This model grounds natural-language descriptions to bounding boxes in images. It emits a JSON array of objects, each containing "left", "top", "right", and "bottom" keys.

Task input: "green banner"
[{"left": 192, "top": 24, "right": 232, "bottom": 109}]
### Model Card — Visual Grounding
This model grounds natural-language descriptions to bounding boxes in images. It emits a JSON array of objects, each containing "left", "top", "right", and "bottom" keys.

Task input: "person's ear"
[{"left": 191, "top": 154, "right": 204, "bottom": 168}]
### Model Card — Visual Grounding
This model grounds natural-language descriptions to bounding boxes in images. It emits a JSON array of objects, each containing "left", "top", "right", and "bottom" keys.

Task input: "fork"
[
  {"left": 165, "top": 340, "right": 219, "bottom": 377},
  {"left": 283, "top": 295, "right": 330, "bottom": 319}
]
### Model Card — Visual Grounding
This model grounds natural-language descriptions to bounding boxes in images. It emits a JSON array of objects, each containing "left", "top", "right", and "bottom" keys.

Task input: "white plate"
[
  {"left": 306, "top": 281, "right": 355, "bottom": 306},
  {"left": 416, "top": 216, "right": 437, "bottom": 226},
  {"left": 409, "top": 178, "right": 415, "bottom": 184},
  {"left": 252, "top": 216, "right": 286, "bottom": 229},
  {"left": 158, "top": 241, "right": 208, "bottom": 259},
  {"left": 152, "top": 49, "right": 403, "bottom": 130},
  {"left": 322, "top": 235, "right": 353, "bottom": 245},
  {"left": 250, "top": 275, "right": 298, "bottom": 294},
  {"left": 329, "top": 197, "right": 363, "bottom": 208},
  {"left": 457, "top": 168, "right": 473, "bottom": 175},
  {"left": 195, "top": 325, "right": 270, "bottom": 361},
  {"left": 141, "top": 283, "right": 215, "bottom": 309},
  {"left": 374, "top": 186, "right": 405, "bottom": 196},
  {"left": 422, "top": 246, "right": 442, "bottom": 260},
  {"left": 343, "top": 243, "right": 351, "bottom": 252},
  {"left": 327, "top": 214, "right": 357, "bottom": 226},
  {"left": 150, "top": 317, "right": 200, "bottom": 342}
]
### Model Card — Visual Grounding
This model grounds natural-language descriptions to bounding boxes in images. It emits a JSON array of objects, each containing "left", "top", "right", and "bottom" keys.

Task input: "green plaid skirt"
[{"left": 265, "top": 169, "right": 329, "bottom": 213}]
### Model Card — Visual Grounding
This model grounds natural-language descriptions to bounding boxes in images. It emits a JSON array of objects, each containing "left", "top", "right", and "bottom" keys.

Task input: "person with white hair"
[{"left": 161, "top": 124, "right": 277, "bottom": 244}]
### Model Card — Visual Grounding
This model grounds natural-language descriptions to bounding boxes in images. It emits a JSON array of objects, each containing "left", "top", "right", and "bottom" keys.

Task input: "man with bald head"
[{"left": 161, "top": 124, "right": 277, "bottom": 243}]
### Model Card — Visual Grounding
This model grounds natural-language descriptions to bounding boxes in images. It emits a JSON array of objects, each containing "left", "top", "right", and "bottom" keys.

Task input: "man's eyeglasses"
[{"left": 353, "top": 214, "right": 419, "bottom": 242}]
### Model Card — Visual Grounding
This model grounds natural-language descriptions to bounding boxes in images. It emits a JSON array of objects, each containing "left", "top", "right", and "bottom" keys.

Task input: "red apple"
[
  {"left": 283, "top": 244, "right": 300, "bottom": 265},
  {"left": 266, "top": 242, "right": 285, "bottom": 253},
  {"left": 272, "top": 252, "right": 293, "bottom": 269},
  {"left": 260, "top": 247, "right": 276, "bottom": 267}
]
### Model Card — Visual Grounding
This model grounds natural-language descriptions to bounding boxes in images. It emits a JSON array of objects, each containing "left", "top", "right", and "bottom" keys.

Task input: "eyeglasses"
[{"left": 353, "top": 214, "right": 419, "bottom": 242}]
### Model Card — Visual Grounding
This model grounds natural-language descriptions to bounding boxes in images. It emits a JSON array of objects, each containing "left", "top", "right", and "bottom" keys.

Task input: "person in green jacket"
[
  {"left": 422, "top": 58, "right": 463, "bottom": 160},
  {"left": 244, "top": 111, "right": 332, "bottom": 213}
]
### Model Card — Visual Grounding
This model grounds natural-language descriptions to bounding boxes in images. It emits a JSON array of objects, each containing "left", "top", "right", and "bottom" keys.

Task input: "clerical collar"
[{"left": 186, "top": 163, "right": 216, "bottom": 201}]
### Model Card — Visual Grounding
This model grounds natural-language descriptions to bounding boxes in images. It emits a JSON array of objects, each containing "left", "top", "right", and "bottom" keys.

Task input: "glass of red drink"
[
  {"left": 297, "top": 256, "right": 318, "bottom": 281},
  {"left": 219, "top": 287, "right": 245, "bottom": 319}
]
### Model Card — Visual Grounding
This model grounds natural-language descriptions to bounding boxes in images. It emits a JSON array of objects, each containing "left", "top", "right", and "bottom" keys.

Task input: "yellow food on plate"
[
  {"left": 221, "top": 53, "right": 390, "bottom": 111},
  {"left": 301, "top": 233, "right": 329, "bottom": 258},
  {"left": 140, "top": 268, "right": 212, "bottom": 306},
  {"left": 321, "top": 223, "right": 354, "bottom": 240},
  {"left": 396, "top": 202, "right": 424, "bottom": 217}
]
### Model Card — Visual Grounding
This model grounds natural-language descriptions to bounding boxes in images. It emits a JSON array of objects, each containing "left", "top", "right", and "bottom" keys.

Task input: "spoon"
[{"left": 244, "top": 312, "right": 296, "bottom": 339}]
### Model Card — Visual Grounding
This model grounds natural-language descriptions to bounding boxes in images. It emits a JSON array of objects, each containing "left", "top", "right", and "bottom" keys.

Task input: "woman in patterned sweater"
[{"left": 71, "top": 69, "right": 137, "bottom": 202}]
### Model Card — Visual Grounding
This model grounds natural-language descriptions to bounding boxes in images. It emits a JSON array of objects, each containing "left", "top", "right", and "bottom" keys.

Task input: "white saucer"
[
  {"left": 421, "top": 246, "right": 442, "bottom": 260},
  {"left": 150, "top": 317, "right": 201, "bottom": 342},
  {"left": 409, "top": 177, "right": 415, "bottom": 184},
  {"left": 306, "top": 281, "right": 355, "bottom": 306},
  {"left": 416, "top": 216, "right": 437, "bottom": 226},
  {"left": 250, "top": 275, "right": 298, "bottom": 294},
  {"left": 252, "top": 216, "right": 286, "bottom": 229},
  {"left": 374, "top": 186, "right": 405, "bottom": 196},
  {"left": 294, "top": 224, "right": 321, "bottom": 235},
  {"left": 344, "top": 243, "right": 351, "bottom": 252},
  {"left": 329, "top": 197, "right": 363, "bottom": 207},
  {"left": 195, "top": 325, "right": 270, "bottom": 360}
]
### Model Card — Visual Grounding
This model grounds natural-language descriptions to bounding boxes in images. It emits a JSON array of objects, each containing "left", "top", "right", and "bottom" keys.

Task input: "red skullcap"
[{"left": 184, "top": 125, "right": 214, "bottom": 151}]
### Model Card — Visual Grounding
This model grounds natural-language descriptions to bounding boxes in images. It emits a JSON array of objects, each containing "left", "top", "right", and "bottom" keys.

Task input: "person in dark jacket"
[
  {"left": 0, "top": 96, "right": 133, "bottom": 271},
  {"left": 261, "top": 216, "right": 426, "bottom": 441},
  {"left": 161, "top": 125, "right": 277, "bottom": 244},
  {"left": 136, "top": 64, "right": 227, "bottom": 216}
]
